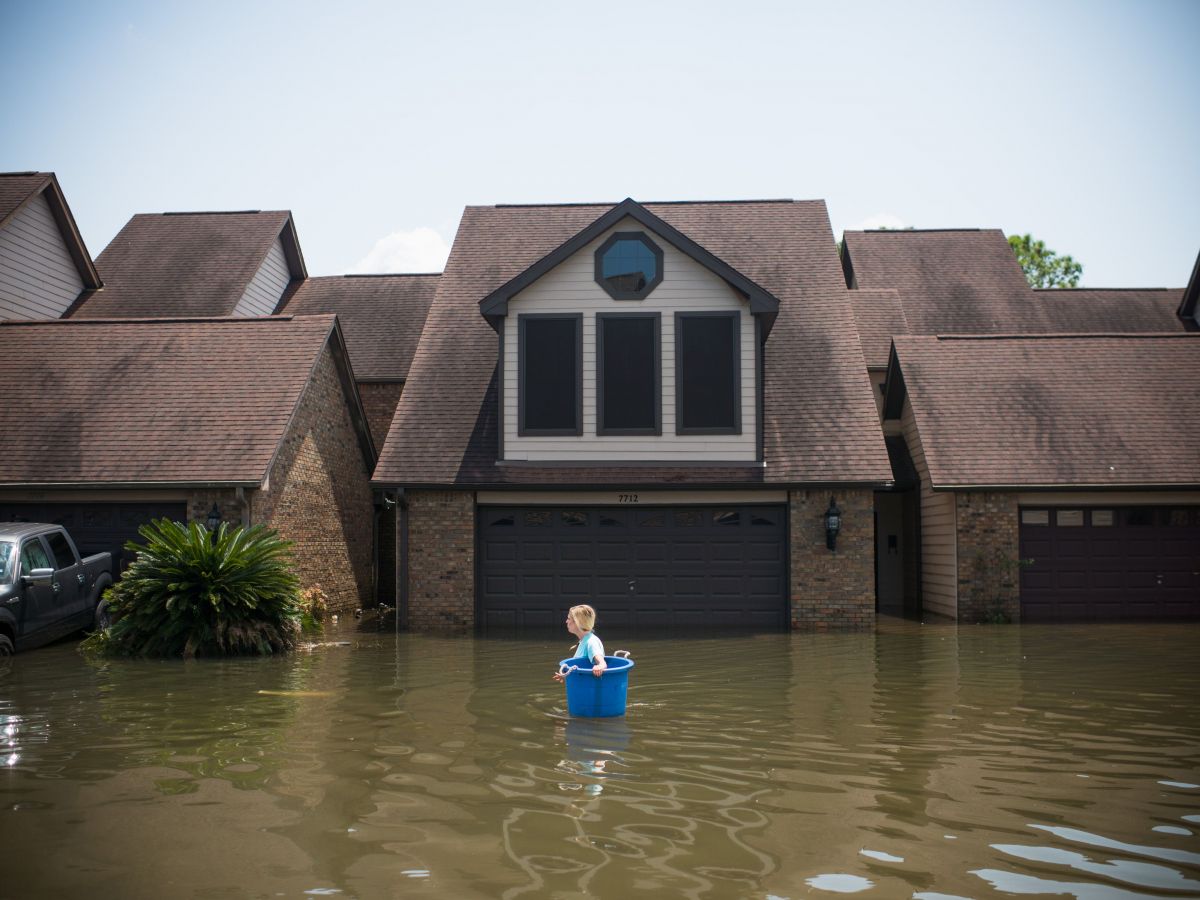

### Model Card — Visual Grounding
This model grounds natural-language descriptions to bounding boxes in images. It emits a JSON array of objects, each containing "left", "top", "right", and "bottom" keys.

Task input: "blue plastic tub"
[{"left": 558, "top": 654, "right": 635, "bottom": 718}]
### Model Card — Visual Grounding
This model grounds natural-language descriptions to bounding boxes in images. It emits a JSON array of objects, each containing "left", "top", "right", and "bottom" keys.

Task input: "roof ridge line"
[
  {"left": 340, "top": 272, "right": 442, "bottom": 278},
  {"left": 1033, "top": 286, "right": 1173, "bottom": 293},
  {"left": 931, "top": 332, "right": 1199, "bottom": 341},
  {"left": 492, "top": 198, "right": 797, "bottom": 209},
  {"left": 0, "top": 315, "right": 314, "bottom": 327}
]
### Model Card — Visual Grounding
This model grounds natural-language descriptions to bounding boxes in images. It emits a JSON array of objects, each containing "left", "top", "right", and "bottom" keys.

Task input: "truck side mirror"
[{"left": 22, "top": 567, "right": 54, "bottom": 587}]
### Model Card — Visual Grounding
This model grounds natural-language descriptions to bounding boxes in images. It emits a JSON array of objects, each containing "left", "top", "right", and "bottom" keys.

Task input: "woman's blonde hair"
[{"left": 568, "top": 604, "right": 596, "bottom": 631}]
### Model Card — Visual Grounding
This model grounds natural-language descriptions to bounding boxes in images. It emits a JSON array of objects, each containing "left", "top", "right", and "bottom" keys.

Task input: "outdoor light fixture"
[
  {"left": 206, "top": 503, "right": 221, "bottom": 532},
  {"left": 824, "top": 496, "right": 842, "bottom": 551}
]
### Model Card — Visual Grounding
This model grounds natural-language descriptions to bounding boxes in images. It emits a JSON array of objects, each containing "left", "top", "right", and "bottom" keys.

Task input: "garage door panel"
[
  {"left": 521, "top": 542, "right": 554, "bottom": 563},
  {"left": 670, "top": 541, "right": 706, "bottom": 563},
  {"left": 485, "top": 541, "right": 517, "bottom": 563},
  {"left": 479, "top": 504, "right": 787, "bottom": 632},
  {"left": 559, "top": 541, "right": 593, "bottom": 563},
  {"left": 597, "top": 542, "right": 630, "bottom": 563}
]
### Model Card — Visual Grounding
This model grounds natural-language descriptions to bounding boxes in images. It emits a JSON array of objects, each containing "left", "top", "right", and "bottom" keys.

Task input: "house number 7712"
[{"left": 618, "top": 494, "right": 639, "bottom": 504}]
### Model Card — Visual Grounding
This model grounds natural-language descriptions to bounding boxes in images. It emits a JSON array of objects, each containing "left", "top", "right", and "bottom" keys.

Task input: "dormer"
[
  {"left": 0, "top": 172, "right": 101, "bottom": 321},
  {"left": 479, "top": 199, "right": 779, "bottom": 463}
]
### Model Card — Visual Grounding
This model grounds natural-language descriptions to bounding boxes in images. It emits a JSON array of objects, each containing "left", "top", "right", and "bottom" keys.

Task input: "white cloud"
[
  {"left": 845, "top": 212, "right": 911, "bottom": 232},
  {"left": 349, "top": 227, "right": 450, "bottom": 274}
]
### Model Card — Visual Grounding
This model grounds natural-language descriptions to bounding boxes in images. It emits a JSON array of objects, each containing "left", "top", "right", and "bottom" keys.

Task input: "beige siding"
[
  {"left": 0, "top": 191, "right": 84, "bottom": 320},
  {"left": 233, "top": 236, "right": 291, "bottom": 317},
  {"left": 503, "top": 219, "right": 757, "bottom": 461},
  {"left": 903, "top": 398, "right": 957, "bottom": 619}
]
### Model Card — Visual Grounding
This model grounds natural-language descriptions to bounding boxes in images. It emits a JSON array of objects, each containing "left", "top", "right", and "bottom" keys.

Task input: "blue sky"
[{"left": 2, "top": 0, "right": 1197, "bottom": 285}]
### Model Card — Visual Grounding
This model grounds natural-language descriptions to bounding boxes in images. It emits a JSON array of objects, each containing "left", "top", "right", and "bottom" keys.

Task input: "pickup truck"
[{"left": 0, "top": 523, "right": 112, "bottom": 655}]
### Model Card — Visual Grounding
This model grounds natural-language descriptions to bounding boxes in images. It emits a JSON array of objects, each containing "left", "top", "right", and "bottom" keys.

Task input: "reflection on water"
[{"left": 1, "top": 621, "right": 1198, "bottom": 898}]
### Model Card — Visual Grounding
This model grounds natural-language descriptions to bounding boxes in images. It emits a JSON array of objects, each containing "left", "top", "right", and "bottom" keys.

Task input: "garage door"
[
  {"left": 479, "top": 505, "right": 787, "bottom": 633},
  {"left": 0, "top": 502, "right": 188, "bottom": 574},
  {"left": 1019, "top": 506, "right": 1200, "bottom": 622}
]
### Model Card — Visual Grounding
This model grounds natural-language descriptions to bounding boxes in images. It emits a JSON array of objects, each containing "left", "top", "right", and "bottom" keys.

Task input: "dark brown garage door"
[
  {"left": 478, "top": 505, "right": 787, "bottom": 633},
  {"left": 0, "top": 501, "right": 188, "bottom": 574},
  {"left": 1019, "top": 506, "right": 1200, "bottom": 622}
]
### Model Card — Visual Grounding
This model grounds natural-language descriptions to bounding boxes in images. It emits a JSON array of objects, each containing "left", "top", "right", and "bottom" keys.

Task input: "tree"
[{"left": 1008, "top": 233, "right": 1083, "bottom": 288}]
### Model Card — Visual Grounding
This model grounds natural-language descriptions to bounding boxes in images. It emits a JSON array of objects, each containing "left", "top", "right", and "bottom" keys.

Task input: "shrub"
[
  {"left": 299, "top": 584, "right": 329, "bottom": 631},
  {"left": 83, "top": 519, "right": 302, "bottom": 658}
]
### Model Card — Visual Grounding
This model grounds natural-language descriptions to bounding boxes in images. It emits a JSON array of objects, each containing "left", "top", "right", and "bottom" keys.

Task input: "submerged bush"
[{"left": 83, "top": 519, "right": 302, "bottom": 658}]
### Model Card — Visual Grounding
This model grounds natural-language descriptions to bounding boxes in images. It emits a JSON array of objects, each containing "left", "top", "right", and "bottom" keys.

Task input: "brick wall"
[
  {"left": 358, "top": 382, "right": 404, "bottom": 449},
  {"left": 405, "top": 489, "right": 475, "bottom": 632},
  {"left": 252, "top": 346, "right": 375, "bottom": 615},
  {"left": 789, "top": 489, "right": 875, "bottom": 630},
  {"left": 955, "top": 492, "right": 1020, "bottom": 623}
]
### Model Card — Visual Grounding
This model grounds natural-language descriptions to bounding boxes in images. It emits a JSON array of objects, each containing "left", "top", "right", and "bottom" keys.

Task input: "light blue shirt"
[{"left": 573, "top": 632, "right": 605, "bottom": 663}]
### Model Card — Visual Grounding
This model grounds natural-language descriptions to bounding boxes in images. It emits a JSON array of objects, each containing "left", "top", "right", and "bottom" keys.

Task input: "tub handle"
[
  {"left": 614, "top": 650, "right": 631, "bottom": 659},
  {"left": 558, "top": 663, "right": 580, "bottom": 677}
]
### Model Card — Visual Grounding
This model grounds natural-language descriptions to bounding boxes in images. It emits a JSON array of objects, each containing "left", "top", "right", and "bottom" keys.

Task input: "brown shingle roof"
[
  {"left": 0, "top": 172, "right": 52, "bottom": 227},
  {"left": 891, "top": 334, "right": 1200, "bottom": 488},
  {"left": 1029, "top": 288, "right": 1187, "bottom": 333},
  {"left": 279, "top": 274, "right": 437, "bottom": 380},
  {"left": 374, "top": 200, "right": 891, "bottom": 487},
  {"left": 0, "top": 315, "right": 344, "bottom": 485},
  {"left": 69, "top": 211, "right": 299, "bottom": 319},
  {"left": 843, "top": 229, "right": 1050, "bottom": 333},
  {"left": 849, "top": 288, "right": 907, "bottom": 368}
]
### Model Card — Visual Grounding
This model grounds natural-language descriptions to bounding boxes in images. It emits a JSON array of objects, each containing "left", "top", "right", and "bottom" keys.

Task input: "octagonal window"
[{"left": 594, "top": 232, "right": 664, "bottom": 300}]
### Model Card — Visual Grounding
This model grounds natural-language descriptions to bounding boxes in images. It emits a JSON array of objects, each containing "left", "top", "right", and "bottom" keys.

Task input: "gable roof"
[
  {"left": 478, "top": 198, "right": 781, "bottom": 331},
  {"left": 278, "top": 274, "right": 437, "bottom": 380},
  {"left": 843, "top": 229, "right": 1048, "bottom": 333},
  {"left": 0, "top": 171, "right": 101, "bottom": 289},
  {"left": 375, "top": 199, "right": 891, "bottom": 487},
  {"left": 886, "top": 333, "right": 1200, "bottom": 489},
  {"left": 1033, "top": 287, "right": 1187, "bottom": 332},
  {"left": 68, "top": 210, "right": 305, "bottom": 319},
  {"left": 0, "top": 315, "right": 372, "bottom": 486}
]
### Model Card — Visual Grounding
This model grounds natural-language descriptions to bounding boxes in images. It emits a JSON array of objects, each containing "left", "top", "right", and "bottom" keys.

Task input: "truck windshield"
[{"left": 0, "top": 541, "right": 13, "bottom": 585}]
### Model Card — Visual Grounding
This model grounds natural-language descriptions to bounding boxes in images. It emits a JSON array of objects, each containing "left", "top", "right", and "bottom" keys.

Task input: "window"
[
  {"left": 597, "top": 313, "right": 660, "bottom": 434},
  {"left": 519, "top": 314, "right": 582, "bottom": 435},
  {"left": 594, "top": 232, "right": 663, "bottom": 300},
  {"left": 45, "top": 532, "right": 76, "bottom": 569},
  {"left": 20, "top": 538, "right": 51, "bottom": 574},
  {"left": 675, "top": 312, "right": 740, "bottom": 434}
]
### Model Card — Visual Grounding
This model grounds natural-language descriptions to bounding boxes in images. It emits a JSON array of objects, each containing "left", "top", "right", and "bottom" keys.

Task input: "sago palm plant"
[{"left": 85, "top": 519, "right": 302, "bottom": 658}]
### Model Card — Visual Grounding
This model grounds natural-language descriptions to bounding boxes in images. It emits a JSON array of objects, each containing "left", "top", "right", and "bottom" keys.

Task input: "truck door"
[
  {"left": 44, "top": 530, "right": 87, "bottom": 623},
  {"left": 17, "top": 537, "right": 58, "bottom": 641}
]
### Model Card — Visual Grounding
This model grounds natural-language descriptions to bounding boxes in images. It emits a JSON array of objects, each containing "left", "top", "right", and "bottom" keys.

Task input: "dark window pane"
[
  {"left": 488, "top": 514, "right": 514, "bottom": 527},
  {"left": 638, "top": 513, "right": 665, "bottom": 527},
  {"left": 21, "top": 539, "right": 51, "bottom": 572},
  {"left": 678, "top": 315, "right": 737, "bottom": 431},
  {"left": 674, "top": 510, "right": 702, "bottom": 527},
  {"left": 561, "top": 511, "right": 588, "bottom": 527},
  {"left": 46, "top": 532, "right": 76, "bottom": 569},
  {"left": 600, "top": 237, "right": 657, "bottom": 294},
  {"left": 522, "top": 317, "right": 578, "bottom": 431},
  {"left": 1125, "top": 508, "right": 1154, "bottom": 526},
  {"left": 599, "top": 512, "right": 626, "bottom": 527},
  {"left": 751, "top": 512, "right": 777, "bottom": 527},
  {"left": 1167, "top": 509, "right": 1192, "bottom": 527},
  {"left": 523, "top": 510, "right": 552, "bottom": 528},
  {"left": 713, "top": 510, "right": 740, "bottom": 526},
  {"left": 601, "top": 316, "right": 657, "bottom": 431}
]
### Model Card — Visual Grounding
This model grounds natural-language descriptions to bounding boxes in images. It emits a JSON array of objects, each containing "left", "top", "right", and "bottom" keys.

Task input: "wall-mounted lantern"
[
  {"left": 206, "top": 503, "right": 222, "bottom": 532},
  {"left": 824, "top": 496, "right": 842, "bottom": 551}
]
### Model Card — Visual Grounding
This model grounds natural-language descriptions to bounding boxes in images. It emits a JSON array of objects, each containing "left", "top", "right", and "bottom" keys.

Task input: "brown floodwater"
[{"left": 1, "top": 618, "right": 1198, "bottom": 899}]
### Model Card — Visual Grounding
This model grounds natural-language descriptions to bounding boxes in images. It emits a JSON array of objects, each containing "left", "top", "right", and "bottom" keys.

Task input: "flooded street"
[{"left": 2, "top": 619, "right": 1199, "bottom": 899}]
